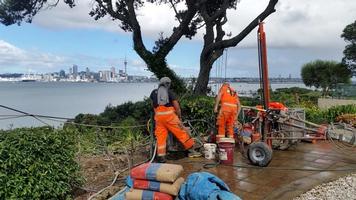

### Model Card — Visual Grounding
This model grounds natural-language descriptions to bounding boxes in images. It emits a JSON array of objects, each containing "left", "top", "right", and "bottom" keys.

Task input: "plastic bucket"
[
  {"left": 218, "top": 138, "right": 235, "bottom": 165},
  {"left": 203, "top": 143, "right": 217, "bottom": 160}
]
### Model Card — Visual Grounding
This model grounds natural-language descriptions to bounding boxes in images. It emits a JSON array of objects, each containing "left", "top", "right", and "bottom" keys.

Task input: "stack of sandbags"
[{"left": 125, "top": 163, "right": 185, "bottom": 200}]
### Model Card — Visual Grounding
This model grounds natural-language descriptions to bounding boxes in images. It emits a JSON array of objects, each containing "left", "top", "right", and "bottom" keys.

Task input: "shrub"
[
  {"left": 305, "top": 104, "right": 356, "bottom": 124},
  {"left": 180, "top": 95, "right": 216, "bottom": 134},
  {"left": 99, "top": 99, "right": 152, "bottom": 125},
  {"left": 0, "top": 127, "right": 82, "bottom": 199},
  {"left": 74, "top": 99, "right": 152, "bottom": 126},
  {"left": 271, "top": 87, "right": 321, "bottom": 107},
  {"left": 325, "top": 104, "right": 356, "bottom": 122}
]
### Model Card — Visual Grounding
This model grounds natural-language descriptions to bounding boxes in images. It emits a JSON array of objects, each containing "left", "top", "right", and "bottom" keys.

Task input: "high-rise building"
[
  {"left": 124, "top": 57, "right": 128, "bottom": 75},
  {"left": 59, "top": 70, "right": 65, "bottom": 78},
  {"left": 111, "top": 67, "right": 116, "bottom": 78},
  {"left": 73, "top": 65, "right": 78, "bottom": 77},
  {"left": 86, "top": 67, "right": 90, "bottom": 77},
  {"left": 99, "top": 70, "right": 111, "bottom": 82},
  {"left": 69, "top": 67, "right": 73, "bottom": 75}
]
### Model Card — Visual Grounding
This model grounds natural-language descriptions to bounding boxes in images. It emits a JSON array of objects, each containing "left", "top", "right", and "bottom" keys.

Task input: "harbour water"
[{"left": 0, "top": 82, "right": 308, "bottom": 129}]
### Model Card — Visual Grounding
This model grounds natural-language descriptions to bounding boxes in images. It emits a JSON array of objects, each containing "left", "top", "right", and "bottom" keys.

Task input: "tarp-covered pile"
[{"left": 179, "top": 172, "right": 241, "bottom": 200}]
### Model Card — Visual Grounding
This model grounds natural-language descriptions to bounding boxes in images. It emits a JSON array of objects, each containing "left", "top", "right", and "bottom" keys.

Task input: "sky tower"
[{"left": 124, "top": 57, "right": 127, "bottom": 75}]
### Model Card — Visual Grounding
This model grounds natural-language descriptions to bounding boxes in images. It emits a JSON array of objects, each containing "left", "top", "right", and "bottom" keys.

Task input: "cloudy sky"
[{"left": 0, "top": 0, "right": 355, "bottom": 78}]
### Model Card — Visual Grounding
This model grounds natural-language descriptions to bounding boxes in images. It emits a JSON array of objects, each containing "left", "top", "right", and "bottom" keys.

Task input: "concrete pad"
[{"left": 170, "top": 141, "right": 356, "bottom": 200}]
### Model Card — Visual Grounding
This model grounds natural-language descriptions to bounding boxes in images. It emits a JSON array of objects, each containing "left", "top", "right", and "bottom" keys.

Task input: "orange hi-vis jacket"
[
  {"left": 220, "top": 84, "right": 239, "bottom": 110},
  {"left": 217, "top": 84, "right": 240, "bottom": 139}
]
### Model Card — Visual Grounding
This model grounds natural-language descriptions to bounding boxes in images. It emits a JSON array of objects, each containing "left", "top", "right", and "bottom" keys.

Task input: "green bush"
[
  {"left": 74, "top": 99, "right": 152, "bottom": 127},
  {"left": 240, "top": 96, "right": 260, "bottom": 106},
  {"left": 74, "top": 95, "right": 216, "bottom": 136},
  {"left": 0, "top": 127, "right": 82, "bottom": 200},
  {"left": 180, "top": 95, "right": 216, "bottom": 133},
  {"left": 305, "top": 104, "right": 356, "bottom": 124},
  {"left": 271, "top": 87, "right": 321, "bottom": 107},
  {"left": 67, "top": 117, "right": 149, "bottom": 155},
  {"left": 305, "top": 106, "right": 328, "bottom": 124},
  {"left": 107, "top": 117, "right": 149, "bottom": 153},
  {"left": 98, "top": 99, "right": 152, "bottom": 125},
  {"left": 325, "top": 104, "right": 356, "bottom": 122}
]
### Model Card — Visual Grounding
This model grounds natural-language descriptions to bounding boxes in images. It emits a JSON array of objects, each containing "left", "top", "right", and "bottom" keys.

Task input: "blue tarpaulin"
[{"left": 178, "top": 172, "right": 241, "bottom": 200}]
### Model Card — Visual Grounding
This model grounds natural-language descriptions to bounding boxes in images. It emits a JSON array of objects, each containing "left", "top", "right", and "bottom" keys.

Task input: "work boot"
[
  {"left": 187, "top": 148, "right": 202, "bottom": 158},
  {"left": 156, "top": 156, "right": 166, "bottom": 163}
]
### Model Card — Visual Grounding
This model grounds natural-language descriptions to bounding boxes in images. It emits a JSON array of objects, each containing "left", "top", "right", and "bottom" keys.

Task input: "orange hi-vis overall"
[
  {"left": 217, "top": 85, "right": 239, "bottom": 139},
  {"left": 154, "top": 106, "right": 195, "bottom": 156}
]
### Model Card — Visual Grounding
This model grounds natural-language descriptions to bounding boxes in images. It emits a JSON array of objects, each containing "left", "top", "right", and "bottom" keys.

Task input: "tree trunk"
[{"left": 194, "top": 58, "right": 214, "bottom": 95}]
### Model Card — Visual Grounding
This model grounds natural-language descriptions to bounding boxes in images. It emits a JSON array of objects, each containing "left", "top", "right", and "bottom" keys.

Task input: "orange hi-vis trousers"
[
  {"left": 154, "top": 106, "right": 195, "bottom": 156},
  {"left": 217, "top": 103, "right": 237, "bottom": 139}
]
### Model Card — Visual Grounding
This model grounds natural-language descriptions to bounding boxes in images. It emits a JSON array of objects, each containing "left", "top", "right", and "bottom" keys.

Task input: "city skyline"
[
  {"left": 0, "top": 0, "right": 355, "bottom": 78},
  {"left": 0, "top": 64, "right": 298, "bottom": 80}
]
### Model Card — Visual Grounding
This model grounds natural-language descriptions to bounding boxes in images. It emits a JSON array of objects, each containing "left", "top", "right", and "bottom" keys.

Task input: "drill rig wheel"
[{"left": 247, "top": 142, "right": 273, "bottom": 167}]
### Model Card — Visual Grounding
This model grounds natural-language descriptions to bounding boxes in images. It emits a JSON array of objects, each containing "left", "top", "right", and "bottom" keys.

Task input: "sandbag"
[
  {"left": 125, "top": 189, "right": 173, "bottom": 200},
  {"left": 130, "top": 163, "right": 183, "bottom": 183},
  {"left": 133, "top": 177, "right": 184, "bottom": 196}
]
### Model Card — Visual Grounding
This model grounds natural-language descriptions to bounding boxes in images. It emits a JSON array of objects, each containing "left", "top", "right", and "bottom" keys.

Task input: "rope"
[
  {"left": 0, "top": 104, "right": 146, "bottom": 129},
  {"left": 0, "top": 115, "right": 28, "bottom": 120},
  {"left": 45, "top": 117, "right": 146, "bottom": 129},
  {"left": 0, "top": 105, "right": 72, "bottom": 120}
]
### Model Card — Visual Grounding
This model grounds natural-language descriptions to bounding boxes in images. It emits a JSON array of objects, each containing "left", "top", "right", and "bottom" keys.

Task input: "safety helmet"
[{"left": 160, "top": 77, "right": 171, "bottom": 84}]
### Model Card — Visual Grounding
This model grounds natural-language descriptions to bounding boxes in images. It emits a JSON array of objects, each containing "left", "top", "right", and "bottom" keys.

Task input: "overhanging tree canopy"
[{"left": 0, "top": 0, "right": 279, "bottom": 95}]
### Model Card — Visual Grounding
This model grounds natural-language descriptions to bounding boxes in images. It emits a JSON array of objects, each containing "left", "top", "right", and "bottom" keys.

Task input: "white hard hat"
[{"left": 160, "top": 77, "right": 171, "bottom": 84}]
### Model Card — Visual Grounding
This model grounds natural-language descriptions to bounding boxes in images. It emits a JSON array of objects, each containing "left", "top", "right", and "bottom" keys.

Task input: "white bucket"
[{"left": 204, "top": 143, "right": 217, "bottom": 160}]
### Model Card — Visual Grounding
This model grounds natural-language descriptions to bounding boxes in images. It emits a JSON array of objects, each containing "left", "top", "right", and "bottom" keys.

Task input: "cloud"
[
  {"left": 31, "top": 0, "right": 356, "bottom": 49},
  {"left": 0, "top": 40, "right": 151, "bottom": 75},
  {"left": 4, "top": 0, "right": 355, "bottom": 77},
  {"left": 169, "top": 64, "right": 200, "bottom": 76},
  {"left": 33, "top": 0, "right": 178, "bottom": 39},
  {"left": 226, "top": 0, "right": 356, "bottom": 48},
  {"left": 0, "top": 40, "right": 68, "bottom": 73}
]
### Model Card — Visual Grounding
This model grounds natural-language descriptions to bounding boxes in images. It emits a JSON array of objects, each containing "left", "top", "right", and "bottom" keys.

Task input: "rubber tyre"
[{"left": 247, "top": 142, "right": 273, "bottom": 167}]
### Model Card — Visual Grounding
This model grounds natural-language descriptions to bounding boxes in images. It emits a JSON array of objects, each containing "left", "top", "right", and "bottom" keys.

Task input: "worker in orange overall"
[
  {"left": 150, "top": 77, "right": 201, "bottom": 163},
  {"left": 214, "top": 83, "right": 241, "bottom": 141}
]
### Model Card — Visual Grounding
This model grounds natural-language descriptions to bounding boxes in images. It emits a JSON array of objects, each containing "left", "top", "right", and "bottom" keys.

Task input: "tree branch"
[
  {"left": 209, "top": 0, "right": 229, "bottom": 22},
  {"left": 205, "top": 0, "right": 278, "bottom": 55},
  {"left": 155, "top": 0, "right": 197, "bottom": 58},
  {"left": 169, "top": 0, "right": 182, "bottom": 23},
  {"left": 94, "top": 0, "right": 125, "bottom": 21},
  {"left": 215, "top": 17, "right": 225, "bottom": 43},
  {"left": 125, "top": 0, "right": 151, "bottom": 59}
]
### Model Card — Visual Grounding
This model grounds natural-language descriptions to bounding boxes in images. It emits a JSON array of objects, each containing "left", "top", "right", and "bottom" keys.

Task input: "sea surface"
[{"left": 0, "top": 82, "right": 308, "bottom": 129}]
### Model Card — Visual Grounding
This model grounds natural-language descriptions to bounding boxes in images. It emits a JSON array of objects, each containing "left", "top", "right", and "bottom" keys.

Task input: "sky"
[{"left": 0, "top": 0, "right": 355, "bottom": 78}]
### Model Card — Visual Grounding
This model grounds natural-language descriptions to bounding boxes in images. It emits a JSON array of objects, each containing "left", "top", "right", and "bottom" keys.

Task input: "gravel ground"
[{"left": 294, "top": 173, "right": 356, "bottom": 200}]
